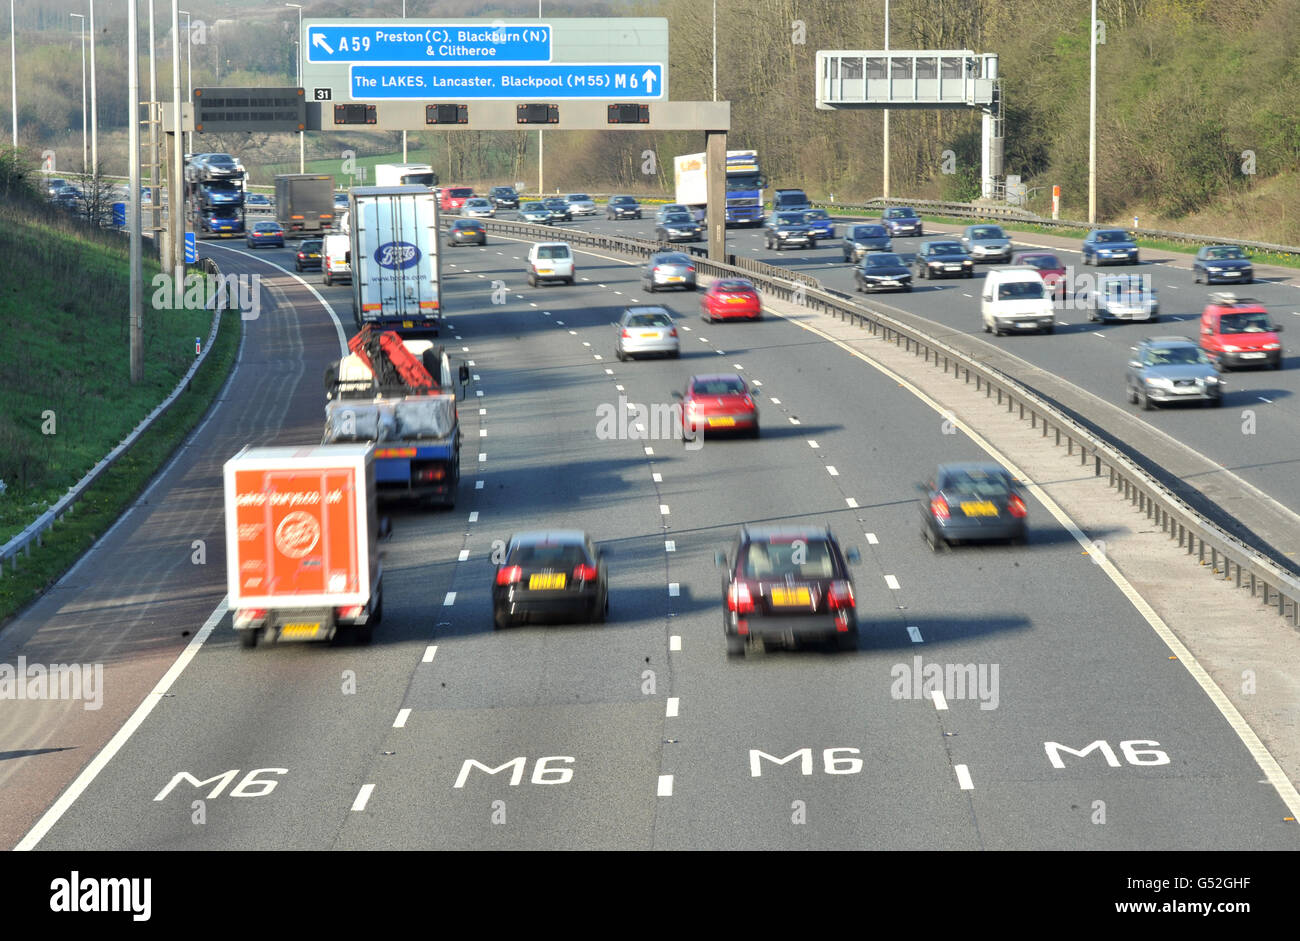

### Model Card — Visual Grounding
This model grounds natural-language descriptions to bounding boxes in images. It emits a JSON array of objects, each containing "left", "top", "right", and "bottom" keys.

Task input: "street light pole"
[
  {"left": 882, "top": 0, "right": 890, "bottom": 199},
  {"left": 128, "top": 0, "right": 143, "bottom": 383},
  {"left": 147, "top": 0, "right": 160, "bottom": 240},
  {"left": 711, "top": 0, "right": 716, "bottom": 102},
  {"left": 1088, "top": 0, "right": 1097, "bottom": 224},
  {"left": 10, "top": 0, "right": 17, "bottom": 148},
  {"left": 89, "top": 0, "right": 98, "bottom": 176},
  {"left": 537, "top": 0, "right": 542, "bottom": 193},
  {"left": 286, "top": 3, "right": 302, "bottom": 172},
  {"left": 181, "top": 10, "right": 191, "bottom": 156},
  {"left": 71, "top": 13, "right": 87, "bottom": 171},
  {"left": 401, "top": 0, "right": 407, "bottom": 162}
]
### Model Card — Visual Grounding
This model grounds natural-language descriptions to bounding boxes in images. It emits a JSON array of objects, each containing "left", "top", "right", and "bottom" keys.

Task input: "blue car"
[
  {"left": 1082, "top": 229, "right": 1139, "bottom": 266},
  {"left": 203, "top": 209, "right": 244, "bottom": 237},
  {"left": 246, "top": 221, "right": 285, "bottom": 248},
  {"left": 802, "top": 209, "right": 836, "bottom": 239},
  {"left": 881, "top": 206, "right": 923, "bottom": 237}
]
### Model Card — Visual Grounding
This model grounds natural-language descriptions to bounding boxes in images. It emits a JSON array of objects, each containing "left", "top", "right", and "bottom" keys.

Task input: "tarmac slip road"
[{"left": 13, "top": 237, "right": 1298, "bottom": 850}]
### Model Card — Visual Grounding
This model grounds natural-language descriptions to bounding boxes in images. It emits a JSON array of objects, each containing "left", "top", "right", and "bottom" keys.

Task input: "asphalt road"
[{"left": 9, "top": 231, "right": 1296, "bottom": 850}]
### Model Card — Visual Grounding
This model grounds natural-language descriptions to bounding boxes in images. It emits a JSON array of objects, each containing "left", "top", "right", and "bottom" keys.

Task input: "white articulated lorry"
[
  {"left": 373, "top": 163, "right": 439, "bottom": 188},
  {"left": 348, "top": 185, "right": 442, "bottom": 335}
]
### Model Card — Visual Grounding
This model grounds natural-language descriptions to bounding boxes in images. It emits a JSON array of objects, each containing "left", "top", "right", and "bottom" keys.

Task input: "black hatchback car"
[
  {"left": 493, "top": 531, "right": 608, "bottom": 629},
  {"left": 716, "top": 526, "right": 861, "bottom": 656},
  {"left": 294, "top": 238, "right": 323, "bottom": 271},
  {"left": 607, "top": 195, "right": 643, "bottom": 220},
  {"left": 920, "top": 463, "right": 1028, "bottom": 550},
  {"left": 914, "top": 240, "right": 975, "bottom": 279},
  {"left": 854, "top": 252, "right": 912, "bottom": 293},
  {"left": 488, "top": 185, "right": 519, "bottom": 210}
]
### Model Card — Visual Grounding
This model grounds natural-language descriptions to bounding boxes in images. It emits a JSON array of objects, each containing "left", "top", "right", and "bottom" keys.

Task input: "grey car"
[
  {"left": 655, "top": 203, "right": 692, "bottom": 224},
  {"left": 842, "top": 224, "right": 892, "bottom": 262},
  {"left": 920, "top": 462, "right": 1028, "bottom": 550},
  {"left": 1081, "top": 274, "right": 1159, "bottom": 322},
  {"left": 607, "top": 195, "right": 643, "bottom": 220},
  {"left": 960, "top": 224, "right": 1013, "bottom": 263},
  {"left": 520, "top": 201, "right": 551, "bottom": 223},
  {"left": 643, "top": 251, "right": 697, "bottom": 292},
  {"left": 1125, "top": 336, "right": 1224, "bottom": 410},
  {"left": 615, "top": 306, "right": 680, "bottom": 360},
  {"left": 565, "top": 193, "right": 598, "bottom": 216},
  {"left": 656, "top": 212, "right": 703, "bottom": 243},
  {"left": 1193, "top": 245, "right": 1254, "bottom": 284}
]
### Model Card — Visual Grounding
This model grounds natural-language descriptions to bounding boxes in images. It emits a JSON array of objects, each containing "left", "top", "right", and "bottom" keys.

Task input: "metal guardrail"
[
  {"left": 477, "top": 216, "right": 1300, "bottom": 629},
  {"left": 1, "top": 258, "right": 230, "bottom": 573}
]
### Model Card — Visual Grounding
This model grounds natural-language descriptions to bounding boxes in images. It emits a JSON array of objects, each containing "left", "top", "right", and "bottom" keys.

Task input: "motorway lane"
[
  {"left": 562, "top": 214, "right": 1300, "bottom": 525},
  {"left": 19, "top": 231, "right": 1299, "bottom": 850}
]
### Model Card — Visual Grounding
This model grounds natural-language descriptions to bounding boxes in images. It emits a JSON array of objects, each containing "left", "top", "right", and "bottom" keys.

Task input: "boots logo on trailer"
[{"left": 376, "top": 241, "right": 420, "bottom": 269}]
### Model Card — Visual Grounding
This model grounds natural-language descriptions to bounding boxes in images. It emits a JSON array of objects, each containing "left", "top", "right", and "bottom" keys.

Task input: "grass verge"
[{"left": 0, "top": 306, "right": 240, "bottom": 625}]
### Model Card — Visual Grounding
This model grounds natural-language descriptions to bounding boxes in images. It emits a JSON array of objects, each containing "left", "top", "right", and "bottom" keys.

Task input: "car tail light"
[
  {"left": 573, "top": 564, "right": 598, "bottom": 581},
  {"left": 621, "top": 328, "right": 632, "bottom": 339},
  {"left": 669, "top": 327, "right": 678, "bottom": 337},
  {"left": 742, "top": 395, "right": 754, "bottom": 409},
  {"left": 1008, "top": 495, "right": 1028, "bottom": 518},
  {"left": 727, "top": 581, "right": 755, "bottom": 614},
  {"left": 686, "top": 265, "right": 696, "bottom": 273},
  {"left": 930, "top": 496, "right": 950, "bottom": 520},
  {"left": 496, "top": 565, "right": 523, "bottom": 585},
  {"left": 416, "top": 467, "right": 446, "bottom": 483},
  {"left": 336, "top": 604, "right": 365, "bottom": 620},
  {"left": 233, "top": 607, "right": 268, "bottom": 628},
  {"left": 827, "top": 581, "right": 855, "bottom": 610},
  {"left": 654, "top": 265, "right": 663, "bottom": 273}
]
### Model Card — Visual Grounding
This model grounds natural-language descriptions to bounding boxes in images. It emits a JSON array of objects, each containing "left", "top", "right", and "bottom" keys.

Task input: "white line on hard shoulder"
[
  {"left": 657, "top": 775, "right": 674, "bottom": 797},
  {"left": 668, "top": 583, "right": 680, "bottom": 596},
  {"left": 827, "top": 466, "right": 839, "bottom": 476},
  {"left": 846, "top": 498, "right": 858, "bottom": 508},
  {"left": 423, "top": 645, "right": 438, "bottom": 663},
  {"left": 652, "top": 472, "right": 662, "bottom": 482},
  {"left": 478, "top": 452, "right": 487, "bottom": 461},
  {"left": 393, "top": 709, "right": 411, "bottom": 728},
  {"left": 351, "top": 784, "right": 375, "bottom": 812},
  {"left": 955, "top": 765, "right": 974, "bottom": 790},
  {"left": 885, "top": 575, "right": 900, "bottom": 590},
  {"left": 865, "top": 533, "right": 879, "bottom": 544},
  {"left": 931, "top": 689, "right": 948, "bottom": 710},
  {"left": 659, "top": 504, "right": 670, "bottom": 515},
  {"left": 443, "top": 592, "right": 456, "bottom": 606},
  {"left": 669, "top": 635, "right": 681, "bottom": 651},
  {"left": 666, "top": 697, "right": 679, "bottom": 718},
  {"left": 458, "top": 549, "right": 469, "bottom": 561},
  {"left": 665, "top": 539, "right": 675, "bottom": 551},
  {"left": 468, "top": 511, "right": 479, "bottom": 522},
  {"left": 645, "top": 446, "right": 655, "bottom": 455}
]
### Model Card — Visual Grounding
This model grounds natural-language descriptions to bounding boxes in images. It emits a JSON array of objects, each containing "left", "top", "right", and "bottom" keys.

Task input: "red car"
[
  {"left": 1012, "top": 251, "right": 1068, "bottom": 298},
  {"left": 701, "top": 278, "right": 762, "bottom": 322},
  {"left": 674, "top": 373, "right": 760, "bottom": 439}
]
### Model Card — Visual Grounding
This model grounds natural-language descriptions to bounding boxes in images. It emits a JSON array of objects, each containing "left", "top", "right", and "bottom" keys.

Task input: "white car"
[
  {"left": 564, "top": 193, "right": 598, "bottom": 216},
  {"left": 321, "top": 233, "right": 351, "bottom": 286},
  {"left": 527, "top": 242, "right": 575, "bottom": 286},
  {"left": 461, "top": 197, "right": 495, "bottom": 218}
]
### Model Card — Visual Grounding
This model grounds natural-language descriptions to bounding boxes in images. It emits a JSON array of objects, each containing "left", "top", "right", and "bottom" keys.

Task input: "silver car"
[
  {"left": 520, "top": 201, "right": 551, "bottom": 223},
  {"left": 655, "top": 203, "right": 692, "bottom": 224},
  {"left": 1125, "top": 337, "right": 1223, "bottom": 410},
  {"left": 461, "top": 197, "right": 496, "bottom": 218},
  {"left": 1082, "top": 274, "right": 1159, "bottom": 322},
  {"left": 961, "top": 224, "right": 1013, "bottom": 263},
  {"left": 643, "top": 252, "right": 697, "bottom": 292},
  {"left": 615, "top": 306, "right": 680, "bottom": 360},
  {"left": 565, "top": 193, "right": 598, "bottom": 216}
]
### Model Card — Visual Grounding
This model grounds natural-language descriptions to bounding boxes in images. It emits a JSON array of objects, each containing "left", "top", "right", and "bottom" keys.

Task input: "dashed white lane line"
[
  {"left": 351, "top": 784, "right": 376, "bottom": 812},
  {"left": 657, "top": 775, "right": 674, "bottom": 797},
  {"left": 955, "top": 765, "right": 974, "bottom": 791},
  {"left": 475, "top": 480, "right": 484, "bottom": 489},
  {"left": 458, "top": 549, "right": 470, "bottom": 561},
  {"left": 885, "top": 574, "right": 900, "bottom": 590},
  {"left": 476, "top": 390, "right": 484, "bottom": 397},
  {"left": 665, "top": 539, "right": 676, "bottom": 551},
  {"left": 645, "top": 446, "right": 655, "bottom": 455},
  {"left": 750, "top": 379, "right": 761, "bottom": 386},
  {"left": 423, "top": 645, "right": 438, "bottom": 663},
  {"left": 789, "top": 417, "right": 801, "bottom": 425},
  {"left": 807, "top": 439, "right": 820, "bottom": 448},
  {"left": 733, "top": 363, "right": 744, "bottom": 370},
  {"left": 866, "top": 532, "right": 879, "bottom": 544},
  {"left": 478, "top": 452, "right": 487, "bottom": 461},
  {"left": 659, "top": 504, "right": 670, "bottom": 515},
  {"left": 479, "top": 408, "right": 486, "bottom": 415},
  {"left": 769, "top": 397, "right": 780, "bottom": 404},
  {"left": 666, "top": 697, "right": 680, "bottom": 717},
  {"left": 605, "top": 368, "right": 614, "bottom": 375},
  {"left": 393, "top": 708, "right": 412, "bottom": 728},
  {"left": 443, "top": 592, "right": 457, "bottom": 606},
  {"left": 931, "top": 690, "right": 949, "bottom": 710},
  {"left": 668, "top": 582, "right": 680, "bottom": 596},
  {"left": 907, "top": 625, "right": 923, "bottom": 643},
  {"left": 616, "top": 384, "right": 625, "bottom": 392},
  {"left": 652, "top": 472, "right": 662, "bottom": 482},
  {"left": 468, "top": 511, "right": 479, "bottom": 522},
  {"left": 1259, "top": 396, "right": 1273, "bottom": 403},
  {"left": 826, "top": 466, "right": 839, "bottom": 476},
  {"left": 845, "top": 498, "right": 859, "bottom": 508},
  {"left": 669, "top": 635, "right": 682, "bottom": 651},
  {"left": 479, "top": 429, "right": 488, "bottom": 437}
]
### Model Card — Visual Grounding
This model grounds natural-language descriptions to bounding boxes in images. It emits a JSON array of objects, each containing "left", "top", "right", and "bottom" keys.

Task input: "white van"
[
  {"left": 527, "top": 242, "right": 575, "bottom": 286},
  {"left": 981, "top": 267, "right": 1055, "bottom": 335},
  {"left": 322, "top": 233, "right": 351, "bottom": 286}
]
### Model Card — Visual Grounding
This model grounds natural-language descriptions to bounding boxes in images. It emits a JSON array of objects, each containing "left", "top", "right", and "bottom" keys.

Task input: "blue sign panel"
[
  {"left": 351, "top": 63, "right": 664, "bottom": 100},
  {"left": 306, "top": 24, "right": 551, "bottom": 63},
  {"left": 112, "top": 202, "right": 126, "bottom": 227},
  {"left": 185, "top": 232, "right": 198, "bottom": 263}
]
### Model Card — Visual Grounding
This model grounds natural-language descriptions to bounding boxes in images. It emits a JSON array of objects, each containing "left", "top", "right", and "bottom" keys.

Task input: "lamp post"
[
  {"left": 181, "top": 10, "right": 192, "bottom": 156},
  {"left": 537, "top": 0, "right": 543, "bottom": 193},
  {"left": 712, "top": 0, "right": 716, "bottom": 102},
  {"left": 71, "top": 12, "right": 87, "bottom": 171},
  {"left": 287, "top": 3, "right": 303, "bottom": 172},
  {"left": 89, "top": 0, "right": 98, "bottom": 177},
  {"left": 1088, "top": 0, "right": 1097, "bottom": 224},
  {"left": 882, "top": 0, "right": 890, "bottom": 199},
  {"left": 9, "top": 0, "right": 15, "bottom": 148},
  {"left": 401, "top": 0, "right": 407, "bottom": 162}
]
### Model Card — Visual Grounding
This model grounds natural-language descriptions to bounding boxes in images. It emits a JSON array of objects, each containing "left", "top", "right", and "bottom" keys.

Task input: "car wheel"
[
  {"left": 1083, "top": 252, "right": 1092, "bottom": 266},
  {"left": 353, "top": 621, "right": 373, "bottom": 645},
  {"left": 593, "top": 593, "right": 608, "bottom": 624},
  {"left": 1043, "top": 324, "right": 1056, "bottom": 334},
  {"left": 902, "top": 283, "right": 912, "bottom": 292},
  {"left": 616, "top": 347, "right": 626, "bottom": 362},
  {"left": 493, "top": 607, "right": 511, "bottom": 631},
  {"left": 726, "top": 634, "right": 746, "bottom": 658},
  {"left": 964, "top": 269, "right": 974, "bottom": 278},
  {"left": 566, "top": 277, "right": 574, "bottom": 285},
  {"left": 1193, "top": 268, "right": 1202, "bottom": 283},
  {"left": 528, "top": 272, "right": 537, "bottom": 287},
  {"left": 1132, "top": 253, "right": 1140, "bottom": 265},
  {"left": 1126, "top": 383, "right": 1138, "bottom": 405},
  {"left": 670, "top": 349, "right": 680, "bottom": 359},
  {"left": 1211, "top": 395, "right": 1224, "bottom": 406},
  {"left": 982, "top": 316, "right": 991, "bottom": 333},
  {"left": 750, "top": 424, "right": 760, "bottom": 440},
  {"left": 323, "top": 271, "right": 332, "bottom": 286},
  {"left": 295, "top": 262, "right": 302, "bottom": 272},
  {"left": 1273, "top": 359, "right": 1283, "bottom": 370},
  {"left": 836, "top": 627, "right": 859, "bottom": 652},
  {"left": 239, "top": 628, "right": 260, "bottom": 649},
  {"left": 647, "top": 282, "right": 657, "bottom": 293},
  {"left": 1139, "top": 387, "right": 1153, "bottom": 411},
  {"left": 924, "top": 526, "right": 945, "bottom": 553},
  {"left": 1245, "top": 275, "right": 1254, "bottom": 284},
  {"left": 993, "top": 323, "right": 1005, "bottom": 337}
]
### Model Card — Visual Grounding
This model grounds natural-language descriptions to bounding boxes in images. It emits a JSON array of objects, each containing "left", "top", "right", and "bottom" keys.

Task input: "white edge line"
[
  {"left": 393, "top": 708, "right": 412, "bottom": 728},
  {"left": 657, "top": 774, "right": 673, "bottom": 797},
  {"left": 779, "top": 305, "right": 1300, "bottom": 819},
  {"left": 351, "top": 783, "right": 376, "bottom": 812},
  {"left": 930, "top": 689, "right": 948, "bottom": 710},
  {"left": 666, "top": 697, "right": 679, "bottom": 717},
  {"left": 422, "top": 645, "right": 438, "bottom": 663},
  {"left": 955, "top": 764, "right": 974, "bottom": 790},
  {"left": 16, "top": 597, "right": 230, "bottom": 850}
]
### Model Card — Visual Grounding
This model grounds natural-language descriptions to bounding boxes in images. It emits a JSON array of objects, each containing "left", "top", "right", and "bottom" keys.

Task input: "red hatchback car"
[
  {"left": 1011, "top": 251, "right": 1067, "bottom": 297},
  {"left": 674, "top": 373, "right": 760, "bottom": 438},
  {"left": 701, "top": 278, "right": 762, "bottom": 322}
]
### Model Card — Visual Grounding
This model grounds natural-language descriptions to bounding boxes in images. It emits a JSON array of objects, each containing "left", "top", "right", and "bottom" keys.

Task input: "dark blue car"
[{"left": 1082, "top": 229, "right": 1139, "bottom": 266}]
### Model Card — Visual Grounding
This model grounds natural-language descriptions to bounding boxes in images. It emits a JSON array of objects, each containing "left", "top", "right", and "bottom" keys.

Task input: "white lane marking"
[
  {"left": 351, "top": 784, "right": 376, "bottom": 812},
  {"left": 467, "top": 360, "right": 476, "bottom": 366},
  {"left": 443, "top": 592, "right": 456, "bottom": 606},
  {"left": 955, "top": 765, "right": 974, "bottom": 791},
  {"left": 659, "top": 504, "right": 670, "bottom": 515},
  {"left": 681, "top": 325, "right": 692, "bottom": 331},
  {"left": 479, "top": 408, "right": 486, "bottom": 415},
  {"left": 668, "top": 582, "right": 680, "bottom": 597},
  {"left": 1259, "top": 396, "right": 1272, "bottom": 403},
  {"left": 468, "top": 511, "right": 479, "bottom": 522},
  {"left": 582, "top": 340, "right": 591, "bottom": 346},
  {"left": 865, "top": 532, "right": 879, "bottom": 544},
  {"left": 605, "top": 368, "right": 614, "bottom": 375},
  {"left": 423, "top": 645, "right": 438, "bottom": 663},
  {"left": 462, "top": 346, "right": 470, "bottom": 352},
  {"left": 885, "top": 574, "right": 900, "bottom": 590},
  {"left": 751, "top": 379, "right": 762, "bottom": 386},
  {"left": 652, "top": 472, "right": 662, "bottom": 482},
  {"left": 475, "top": 480, "right": 484, "bottom": 490},
  {"left": 665, "top": 539, "right": 676, "bottom": 551},
  {"left": 458, "top": 549, "right": 469, "bottom": 562},
  {"left": 776, "top": 306, "right": 1300, "bottom": 821},
  {"left": 616, "top": 384, "right": 625, "bottom": 392},
  {"left": 907, "top": 625, "right": 923, "bottom": 643},
  {"left": 478, "top": 452, "right": 487, "bottom": 461},
  {"left": 479, "top": 429, "right": 488, "bottom": 437},
  {"left": 645, "top": 446, "right": 655, "bottom": 455},
  {"left": 789, "top": 417, "right": 801, "bottom": 425},
  {"left": 699, "top": 336, "right": 710, "bottom": 343},
  {"left": 769, "top": 397, "right": 781, "bottom": 404},
  {"left": 826, "top": 466, "right": 839, "bottom": 476},
  {"left": 733, "top": 363, "right": 744, "bottom": 370},
  {"left": 807, "top": 439, "right": 820, "bottom": 449},
  {"left": 669, "top": 635, "right": 682, "bottom": 651},
  {"left": 594, "top": 354, "right": 603, "bottom": 360},
  {"left": 555, "top": 321, "right": 565, "bottom": 325},
  {"left": 846, "top": 498, "right": 859, "bottom": 508},
  {"left": 657, "top": 775, "right": 674, "bottom": 797},
  {"left": 393, "top": 708, "right": 412, "bottom": 728},
  {"left": 569, "top": 330, "right": 578, "bottom": 335},
  {"left": 931, "top": 690, "right": 948, "bottom": 710},
  {"left": 476, "top": 390, "right": 484, "bottom": 397},
  {"left": 666, "top": 697, "right": 680, "bottom": 718},
  {"left": 15, "top": 598, "right": 229, "bottom": 850}
]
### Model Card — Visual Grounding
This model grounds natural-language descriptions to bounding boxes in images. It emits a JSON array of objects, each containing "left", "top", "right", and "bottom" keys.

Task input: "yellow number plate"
[
  {"left": 640, "top": 331, "right": 659, "bottom": 337},
  {"left": 666, "top": 276, "right": 684, "bottom": 282},
  {"left": 770, "top": 587, "right": 811, "bottom": 606},
  {"left": 727, "top": 297, "right": 747, "bottom": 303},
  {"left": 708, "top": 417, "right": 735, "bottom": 427},
  {"left": 281, "top": 622, "right": 322, "bottom": 638},
  {"left": 961, "top": 501, "right": 998, "bottom": 517},
  {"left": 402, "top": 320, "right": 414, "bottom": 328},
  {"left": 529, "top": 573, "right": 566, "bottom": 590},
  {"left": 538, "top": 268, "right": 554, "bottom": 275}
]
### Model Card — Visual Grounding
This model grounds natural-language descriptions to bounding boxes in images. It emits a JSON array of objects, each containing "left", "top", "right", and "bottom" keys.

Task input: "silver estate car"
[{"left": 615, "top": 306, "right": 680, "bottom": 360}]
